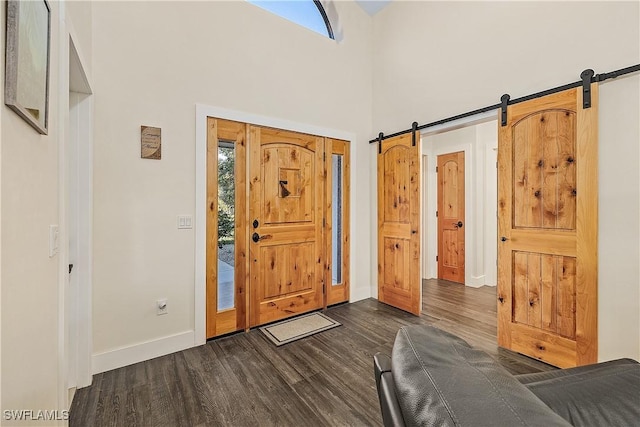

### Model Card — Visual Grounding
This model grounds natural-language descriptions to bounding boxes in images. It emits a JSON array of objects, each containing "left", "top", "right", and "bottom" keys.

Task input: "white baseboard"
[
  {"left": 465, "top": 275, "right": 486, "bottom": 288},
  {"left": 92, "top": 330, "right": 195, "bottom": 374}
]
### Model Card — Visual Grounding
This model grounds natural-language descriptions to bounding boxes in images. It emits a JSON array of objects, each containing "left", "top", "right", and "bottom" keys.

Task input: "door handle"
[
  {"left": 252, "top": 232, "right": 272, "bottom": 243},
  {"left": 453, "top": 221, "right": 463, "bottom": 228}
]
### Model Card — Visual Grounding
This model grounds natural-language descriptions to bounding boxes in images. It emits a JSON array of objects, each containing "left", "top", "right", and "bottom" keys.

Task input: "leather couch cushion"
[
  {"left": 518, "top": 358, "right": 640, "bottom": 427},
  {"left": 391, "top": 325, "right": 571, "bottom": 426}
]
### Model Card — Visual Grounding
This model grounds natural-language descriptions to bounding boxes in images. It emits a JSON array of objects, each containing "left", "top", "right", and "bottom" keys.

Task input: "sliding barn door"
[
  {"left": 248, "top": 126, "right": 324, "bottom": 327},
  {"left": 497, "top": 87, "right": 598, "bottom": 367},
  {"left": 378, "top": 133, "right": 421, "bottom": 315}
]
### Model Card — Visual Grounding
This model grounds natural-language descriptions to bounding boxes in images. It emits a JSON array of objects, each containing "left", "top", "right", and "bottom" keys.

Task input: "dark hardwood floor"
[{"left": 70, "top": 279, "right": 554, "bottom": 426}]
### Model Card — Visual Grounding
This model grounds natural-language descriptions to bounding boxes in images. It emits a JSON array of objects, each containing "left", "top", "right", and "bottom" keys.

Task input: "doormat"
[{"left": 259, "top": 312, "right": 341, "bottom": 346}]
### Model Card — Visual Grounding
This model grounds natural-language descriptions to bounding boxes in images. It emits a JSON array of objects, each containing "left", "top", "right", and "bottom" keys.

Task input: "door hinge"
[
  {"left": 436, "top": 211, "right": 438, "bottom": 217},
  {"left": 435, "top": 166, "right": 438, "bottom": 173},
  {"left": 436, "top": 255, "right": 439, "bottom": 262}
]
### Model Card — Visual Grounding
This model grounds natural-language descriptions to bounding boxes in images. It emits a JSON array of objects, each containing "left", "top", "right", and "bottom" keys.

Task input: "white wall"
[
  {"left": 422, "top": 120, "right": 498, "bottom": 287},
  {"left": 0, "top": 0, "right": 93, "bottom": 416},
  {"left": 91, "top": 1, "right": 373, "bottom": 368},
  {"left": 373, "top": 1, "right": 640, "bottom": 361},
  {"left": 373, "top": 1, "right": 639, "bottom": 133},
  {"left": 1, "top": 0, "right": 61, "bottom": 418},
  {"left": 66, "top": 0, "right": 92, "bottom": 82},
  {"left": 598, "top": 74, "right": 640, "bottom": 362}
]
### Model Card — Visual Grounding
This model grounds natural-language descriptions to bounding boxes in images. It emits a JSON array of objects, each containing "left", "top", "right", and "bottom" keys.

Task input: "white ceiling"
[{"left": 355, "top": 0, "right": 392, "bottom": 16}]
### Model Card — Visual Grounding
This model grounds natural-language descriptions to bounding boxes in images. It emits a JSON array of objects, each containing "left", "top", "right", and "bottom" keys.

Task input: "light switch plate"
[
  {"left": 49, "top": 225, "right": 59, "bottom": 257},
  {"left": 177, "top": 215, "right": 193, "bottom": 229}
]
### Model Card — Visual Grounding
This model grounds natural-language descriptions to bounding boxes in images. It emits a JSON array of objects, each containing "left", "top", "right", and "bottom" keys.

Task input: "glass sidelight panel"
[
  {"left": 217, "top": 142, "right": 235, "bottom": 311},
  {"left": 332, "top": 154, "right": 343, "bottom": 285}
]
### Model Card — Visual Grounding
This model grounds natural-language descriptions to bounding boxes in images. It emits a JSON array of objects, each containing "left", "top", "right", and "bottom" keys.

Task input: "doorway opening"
[
  {"left": 66, "top": 36, "right": 94, "bottom": 406},
  {"left": 422, "top": 118, "right": 498, "bottom": 289}
]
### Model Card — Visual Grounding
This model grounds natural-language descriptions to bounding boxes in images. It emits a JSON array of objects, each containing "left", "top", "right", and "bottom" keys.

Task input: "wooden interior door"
[
  {"left": 497, "top": 87, "right": 598, "bottom": 368},
  {"left": 248, "top": 126, "right": 324, "bottom": 326},
  {"left": 326, "top": 138, "right": 350, "bottom": 306},
  {"left": 437, "top": 151, "right": 465, "bottom": 283},
  {"left": 377, "top": 133, "right": 421, "bottom": 315},
  {"left": 206, "top": 118, "right": 248, "bottom": 338}
]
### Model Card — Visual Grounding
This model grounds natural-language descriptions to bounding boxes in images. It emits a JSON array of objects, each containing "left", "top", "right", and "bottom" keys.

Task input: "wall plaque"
[{"left": 141, "top": 126, "right": 161, "bottom": 159}]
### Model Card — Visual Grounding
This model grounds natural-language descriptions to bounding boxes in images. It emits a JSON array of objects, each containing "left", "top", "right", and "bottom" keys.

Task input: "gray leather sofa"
[{"left": 374, "top": 325, "right": 640, "bottom": 426}]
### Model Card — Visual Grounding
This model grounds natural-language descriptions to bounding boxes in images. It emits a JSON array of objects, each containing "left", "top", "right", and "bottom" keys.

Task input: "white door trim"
[
  {"left": 194, "top": 104, "right": 356, "bottom": 345},
  {"left": 58, "top": 7, "right": 94, "bottom": 411}
]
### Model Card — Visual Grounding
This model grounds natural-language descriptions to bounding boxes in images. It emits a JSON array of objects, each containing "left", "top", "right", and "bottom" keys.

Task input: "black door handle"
[
  {"left": 454, "top": 221, "right": 463, "bottom": 228},
  {"left": 252, "top": 232, "right": 271, "bottom": 243}
]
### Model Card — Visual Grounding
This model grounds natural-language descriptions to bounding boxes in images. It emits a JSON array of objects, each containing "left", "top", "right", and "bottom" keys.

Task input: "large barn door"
[
  {"left": 377, "top": 133, "right": 421, "bottom": 315},
  {"left": 497, "top": 87, "right": 598, "bottom": 367}
]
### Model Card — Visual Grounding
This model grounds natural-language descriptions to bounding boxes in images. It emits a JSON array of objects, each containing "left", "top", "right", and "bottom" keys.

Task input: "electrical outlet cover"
[{"left": 157, "top": 299, "right": 168, "bottom": 315}]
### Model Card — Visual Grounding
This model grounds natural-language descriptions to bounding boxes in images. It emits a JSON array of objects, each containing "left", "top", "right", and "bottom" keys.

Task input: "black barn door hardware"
[
  {"left": 500, "top": 94, "right": 510, "bottom": 126},
  {"left": 411, "top": 121, "right": 418, "bottom": 146},
  {"left": 581, "top": 69, "right": 595, "bottom": 108},
  {"left": 369, "top": 63, "right": 640, "bottom": 139}
]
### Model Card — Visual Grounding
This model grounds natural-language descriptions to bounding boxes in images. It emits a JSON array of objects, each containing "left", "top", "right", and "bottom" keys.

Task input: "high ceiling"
[{"left": 355, "top": 0, "right": 392, "bottom": 16}]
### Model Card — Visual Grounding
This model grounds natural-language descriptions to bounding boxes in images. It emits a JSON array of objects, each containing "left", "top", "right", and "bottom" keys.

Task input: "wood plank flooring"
[{"left": 70, "top": 280, "right": 554, "bottom": 426}]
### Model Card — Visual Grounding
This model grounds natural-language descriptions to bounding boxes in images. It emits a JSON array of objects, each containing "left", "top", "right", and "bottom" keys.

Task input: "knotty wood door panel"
[
  {"left": 206, "top": 118, "right": 248, "bottom": 338},
  {"left": 249, "top": 126, "right": 324, "bottom": 326},
  {"left": 498, "top": 87, "right": 598, "bottom": 368},
  {"left": 437, "top": 151, "right": 465, "bottom": 283},
  {"left": 378, "top": 133, "right": 421, "bottom": 315}
]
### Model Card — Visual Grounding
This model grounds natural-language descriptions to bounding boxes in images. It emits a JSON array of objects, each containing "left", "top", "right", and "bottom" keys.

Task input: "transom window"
[{"left": 248, "top": 0, "right": 334, "bottom": 39}]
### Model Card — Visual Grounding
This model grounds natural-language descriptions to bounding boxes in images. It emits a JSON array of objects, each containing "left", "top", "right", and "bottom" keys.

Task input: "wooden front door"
[
  {"left": 248, "top": 126, "right": 325, "bottom": 326},
  {"left": 377, "top": 133, "right": 421, "bottom": 315},
  {"left": 437, "top": 151, "right": 465, "bottom": 283},
  {"left": 206, "top": 118, "right": 248, "bottom": 338},
  {"left": 497, "top": 87, "right": 598, "bottom": 368}
]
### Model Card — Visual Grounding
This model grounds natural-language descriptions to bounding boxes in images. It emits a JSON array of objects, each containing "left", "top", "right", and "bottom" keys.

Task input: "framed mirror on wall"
[{"left": 4, "top": 0, "right": 51, "bottom": 135}]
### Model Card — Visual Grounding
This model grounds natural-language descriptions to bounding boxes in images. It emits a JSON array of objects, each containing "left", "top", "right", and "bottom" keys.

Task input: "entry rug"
[{"left": 260, "top": 312, "right": 341, "bottom": 346}]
